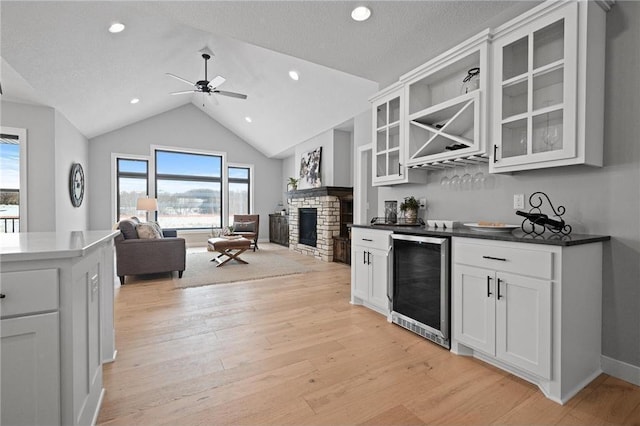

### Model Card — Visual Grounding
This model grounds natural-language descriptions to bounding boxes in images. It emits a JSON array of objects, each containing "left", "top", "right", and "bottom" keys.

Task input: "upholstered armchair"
[
  {"left": 114, "top": 218, "right": 186, "bottom": 284},
  {"left": 230, "top": 214, "right": 259, "bottom": 251}
]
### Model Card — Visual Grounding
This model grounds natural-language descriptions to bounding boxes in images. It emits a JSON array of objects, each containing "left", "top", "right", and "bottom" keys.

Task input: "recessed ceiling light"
[
  {"left": 289, "top": 70, "right": 299, "bottom": 81},
  {"left": 245, "top": 117, "right": 252, "bottom": 123},
  {"left": 351, "top": 6, "right": 371, "bottom": 22},
  {"left": 130, "top": 98, "right": 140, "bottom": 104},
  {"left": 109, "top": 22, "right": 125, "bottom": 33}
]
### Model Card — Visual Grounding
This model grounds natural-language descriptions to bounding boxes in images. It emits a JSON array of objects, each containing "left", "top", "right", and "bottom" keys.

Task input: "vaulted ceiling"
[{"left": 0, "top": 1, "right": 540, "bottom": 158}]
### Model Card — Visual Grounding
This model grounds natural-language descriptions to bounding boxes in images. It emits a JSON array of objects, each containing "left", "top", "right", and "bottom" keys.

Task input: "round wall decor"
[{"left": 69, "top": 163, "right": 85, "bottom": 207}]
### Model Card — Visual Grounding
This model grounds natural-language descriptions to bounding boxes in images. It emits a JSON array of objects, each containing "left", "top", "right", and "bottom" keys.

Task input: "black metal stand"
[{"left": 520, "top": 191, "right": 572, "bottom": 236}]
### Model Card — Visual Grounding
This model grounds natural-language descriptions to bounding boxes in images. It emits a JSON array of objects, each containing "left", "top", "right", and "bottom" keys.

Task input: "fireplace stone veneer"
[{"left": 288, "top": 187, "right": 352, "bottom": 262}]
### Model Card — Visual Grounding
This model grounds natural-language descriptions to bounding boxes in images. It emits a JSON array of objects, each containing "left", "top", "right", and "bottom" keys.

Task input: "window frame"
[
  {"left": 227, "top": 163, "right": 254, "bottom": 217},
  {"left": 1, "top": 126, "right": 28, "bottom": 232},
  {"left": 112, "top": 153, "right": 150, "bottom": 224},
  {"left": 152, "top": 146, "right": 227, "bottom": 231}
]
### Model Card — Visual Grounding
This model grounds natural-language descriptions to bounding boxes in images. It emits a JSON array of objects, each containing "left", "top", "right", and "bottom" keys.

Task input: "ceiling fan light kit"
[{"left": 166, "top": 52, "right": 247, "bottom": 100}]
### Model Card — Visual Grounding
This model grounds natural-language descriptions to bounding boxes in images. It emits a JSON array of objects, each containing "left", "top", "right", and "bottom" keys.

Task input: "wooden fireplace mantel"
[{"left": 287, "top": 186, "right": 353, "bottom": 199}]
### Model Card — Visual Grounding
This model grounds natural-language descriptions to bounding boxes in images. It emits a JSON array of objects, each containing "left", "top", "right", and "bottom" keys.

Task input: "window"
[
  {"left": 0, "top": 128, "right": 26, "bottom": 233},
  {"left": 116, "top": 158, "right": 149, "bottom": 221},
  {"left": 155, "top": 150, "right": 222, "bottom": 229},
  {"left": 228, "top": 165, "right": 251, "bottom": 223}
]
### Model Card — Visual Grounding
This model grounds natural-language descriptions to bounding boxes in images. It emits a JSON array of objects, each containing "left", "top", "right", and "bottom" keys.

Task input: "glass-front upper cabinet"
[
  {"left": 370, "top": 85, "right": 425, "bottom": 186},
  {"left": 490, "top": 1, "right": 607, "bottom": 173}
]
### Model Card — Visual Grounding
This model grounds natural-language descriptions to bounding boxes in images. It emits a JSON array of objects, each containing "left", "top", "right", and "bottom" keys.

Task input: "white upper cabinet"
[
  {"left": 368, "top": 1, "right": 609, "bottom": 183},
  {"left": 403, "top": 31, "right": 490, "bottom": 168},
  {"left": 370, "top": 86, "right": 426, "bottom": 186},
  {"left": 490, "top": 1, "right": 608, "bottom": 172}
]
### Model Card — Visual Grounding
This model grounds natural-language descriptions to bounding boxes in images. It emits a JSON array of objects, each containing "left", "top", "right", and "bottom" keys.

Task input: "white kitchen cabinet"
[
  {"left": 452, "top": 237, "right": 604, "bottom": 404},
  {"left": 402, "top": 30, "right": 490, "bottom": 168},
  {"left": 454, "top": 264, "right": 551, "bottom": 379},
  {"left": 370, "top": 85, "right": 425, "bottom": 186},
  {"left": 1, "top": 269, "right": 60, "bottom": 426},
  {"left": 351, "top": 228, "right": 392, "bottom": 315},
  {"left": 0, "top": 231, "right": 118, "bottom": 425},
  {"left": 490, "top": 1, "right": 608, "bottom": 172}
]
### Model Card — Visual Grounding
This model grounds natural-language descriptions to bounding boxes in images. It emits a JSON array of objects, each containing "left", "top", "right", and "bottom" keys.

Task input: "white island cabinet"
[
  {"left": 0, "top": 230, "right": 119, "bottom": 426},
  {"left": 451, "top": 236, "right": 603, "bottom": 404}
]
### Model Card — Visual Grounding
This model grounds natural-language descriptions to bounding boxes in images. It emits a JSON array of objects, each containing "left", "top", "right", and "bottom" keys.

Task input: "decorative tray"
[{"left": 464, "top": 222, "right": 519, "bottom": 233}]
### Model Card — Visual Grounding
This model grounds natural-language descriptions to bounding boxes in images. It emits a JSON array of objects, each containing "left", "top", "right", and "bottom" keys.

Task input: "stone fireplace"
[{"left": 288, "top": 187, "right": 352, "bottom": 262}]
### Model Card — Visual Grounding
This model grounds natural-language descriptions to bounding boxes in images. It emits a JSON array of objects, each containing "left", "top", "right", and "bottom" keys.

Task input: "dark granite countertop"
[{"left": 351, "top": 224, "right": 610, "bottom": 247}]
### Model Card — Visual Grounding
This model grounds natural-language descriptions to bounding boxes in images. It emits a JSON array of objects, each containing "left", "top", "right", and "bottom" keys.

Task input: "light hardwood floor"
[{"left": 98, "top": 244, "right": 640, "bottom": 425}]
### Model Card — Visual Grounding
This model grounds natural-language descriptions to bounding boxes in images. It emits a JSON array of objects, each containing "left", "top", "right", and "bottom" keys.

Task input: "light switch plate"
[{"left": 513, "top": 194, "right": 525, "bottom": 209}]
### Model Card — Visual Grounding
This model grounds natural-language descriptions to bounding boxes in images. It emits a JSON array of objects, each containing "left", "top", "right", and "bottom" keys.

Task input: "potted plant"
[
  {"left": 400, "top": 196, "right": 420, "bottom": 224},
  {"left": 288, "top": 177, "right": 299, "bottom": 191}
]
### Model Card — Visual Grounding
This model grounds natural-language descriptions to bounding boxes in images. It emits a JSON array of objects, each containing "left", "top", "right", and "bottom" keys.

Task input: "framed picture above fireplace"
[{"left": 299, "top": 146, "right": 322, "bottom": 189}]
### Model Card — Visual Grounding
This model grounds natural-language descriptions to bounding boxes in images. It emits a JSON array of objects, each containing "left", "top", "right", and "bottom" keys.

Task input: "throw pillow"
[
  {"left": 148, "top": 221, "right": 164, "bottom": 239},
  {"left": 136, "top": 223, "right": 162, "bottom": 239},
  {"left": 118, "top": 219, "right": 139, "bottom": 239},
  {"left": 233, "top": 221, "right": 255, "bottom": 232}
]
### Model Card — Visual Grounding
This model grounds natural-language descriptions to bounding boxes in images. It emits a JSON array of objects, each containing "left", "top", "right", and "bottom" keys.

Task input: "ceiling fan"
[{"left": 166, "top": 51, "right": 247, "bottom": 100}]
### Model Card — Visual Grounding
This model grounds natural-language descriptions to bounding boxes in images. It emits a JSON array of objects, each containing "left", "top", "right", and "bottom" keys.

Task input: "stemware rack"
[{"left": 407, "top": 154, "right": 489, "bottom": 170}]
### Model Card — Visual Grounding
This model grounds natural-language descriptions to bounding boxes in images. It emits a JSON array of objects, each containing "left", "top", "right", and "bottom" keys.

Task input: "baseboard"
[
  {"left": 91, "top": 388, "right": 106, "bottom": 426},
  {"left": 601, "top": 355, "right": 640, "bottom": 386},
  {"left": 103, "top": 349, "right": 118, "bottom": 364}
]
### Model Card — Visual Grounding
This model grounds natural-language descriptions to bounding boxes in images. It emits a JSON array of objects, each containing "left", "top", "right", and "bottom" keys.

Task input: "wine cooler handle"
[
  {"left": 487, "top": 276, "right": 493, "bottom": 298},
  {"left": 497, "top": 278, "right": 503, "bottom": 300}
]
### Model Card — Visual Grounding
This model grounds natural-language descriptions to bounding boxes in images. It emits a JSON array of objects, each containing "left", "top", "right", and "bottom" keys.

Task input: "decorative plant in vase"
[
  {"left": 288, "top": 177, "right": 299, "bottom": 191},
  {"left": 400, "top": 196, "right": 420, "bottom": 224}
]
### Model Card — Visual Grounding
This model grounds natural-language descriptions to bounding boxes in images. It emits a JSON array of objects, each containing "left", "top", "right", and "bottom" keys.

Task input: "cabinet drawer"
[
  {"left": 351, "top": 228, "right": 392, "bottom": 250},
  {"left": 455, "top": 241, "right": 553, "bottom": 280},
  {"left": 0, "top": 269, "right": 59, "bottom": 318}
]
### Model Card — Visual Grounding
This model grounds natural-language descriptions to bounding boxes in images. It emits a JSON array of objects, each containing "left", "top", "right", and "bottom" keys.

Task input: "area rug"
[{"left": 173, "top": 249, "right": 308, "bottom": 289}]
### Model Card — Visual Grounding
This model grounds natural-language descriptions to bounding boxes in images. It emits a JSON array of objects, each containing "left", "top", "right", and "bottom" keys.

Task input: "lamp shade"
[{"left": 136, "top": 197, "right": 158, "bottom": 211}]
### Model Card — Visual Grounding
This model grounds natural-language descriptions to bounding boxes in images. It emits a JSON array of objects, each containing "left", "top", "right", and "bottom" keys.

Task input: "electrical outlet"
[
  {"left": 419, "top": 198, "right": 427, "bottom": 208},
  {"left": 513, "top": 194, "right": 525, "bottom": 210}
]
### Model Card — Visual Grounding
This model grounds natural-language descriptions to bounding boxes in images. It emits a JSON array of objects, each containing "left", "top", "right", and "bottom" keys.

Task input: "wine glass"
[
  {"left": 473, "top": 164, "right": 485, "bottom": 190},
  {"left": 461, "top": 163, "right": 473, "bottom": 191},
  {"left": 543, "top": 125, "right": 559, "bottom": 151},
  {"left": 440, "top": 167, "right": 450, "bottom": 188},
  {"left": 449, "top": 168, "right": 461, "bottom": 190}
]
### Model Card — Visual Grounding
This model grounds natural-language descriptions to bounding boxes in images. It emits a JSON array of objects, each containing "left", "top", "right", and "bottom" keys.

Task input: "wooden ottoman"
[{"left": 207, "top": 237, "right": 252, "bottom": 267}]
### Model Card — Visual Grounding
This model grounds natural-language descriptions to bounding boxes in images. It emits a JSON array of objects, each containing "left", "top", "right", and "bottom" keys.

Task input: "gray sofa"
[{"left": 114, "top": 218, "right": 186, "bottom": 284}]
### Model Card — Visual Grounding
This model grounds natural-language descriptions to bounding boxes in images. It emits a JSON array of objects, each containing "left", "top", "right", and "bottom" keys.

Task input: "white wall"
[
  {"left": 54, "top": 110, "right": 88, "bottom": 231},
  {"left": 376, "top": 2, "right": 640, "bottom": 369},
  {"left": 333, "top": 129, "right": 352, "bottom": 187},
  {"left": 1, "top": 101, "right": 56, "bottom": 231},
  {"left": 88, "top": 103, "right": 283, "bottom": 235},
  {"left": 293, "top": 129, "right": 333, "bottom": 189}
]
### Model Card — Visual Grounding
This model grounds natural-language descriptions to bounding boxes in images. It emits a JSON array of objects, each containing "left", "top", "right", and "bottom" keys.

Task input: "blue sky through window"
[
  {"left": 156, "top": 151, "right": 221, "bottom": 177},
  {"left": 0, "top": 144, "right": 19, "bottom": 189}
]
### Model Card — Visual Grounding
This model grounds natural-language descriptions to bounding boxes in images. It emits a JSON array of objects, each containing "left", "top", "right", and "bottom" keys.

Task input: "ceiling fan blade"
[
  {"left": 166, "top": 73, "right": 196, "bottom": 86},
  {"left": 208, "top": 75, "right": 226, "bottom": 89},
  {"left": 170, "top": 90, "right": 196, "bottom": 95},
  {"left": 214, "top": 90, "right": 247, "bottom": 100}
]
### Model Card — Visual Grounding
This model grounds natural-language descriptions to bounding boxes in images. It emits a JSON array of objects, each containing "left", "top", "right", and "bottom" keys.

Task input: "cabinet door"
[
  {"left": 368, "top": 248, "right": 390, "bottom": 311},
  {"left": 372, "top": 90, "right": 405, "bottom": 185},
  {"left": 352, "top": 246, "right": 370, "bottom": 301},
  {"left": 491, "top": 2, "right": 578, "bottom": 171},
  {"left": 453, "top": 265, "right": 495, "bottom": 355},
  {"left": 495, "top": 272, "right": 552, "bottom": 379},
  {"left": 1, "top": 312, "right": 60, "bottom": 426}
]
